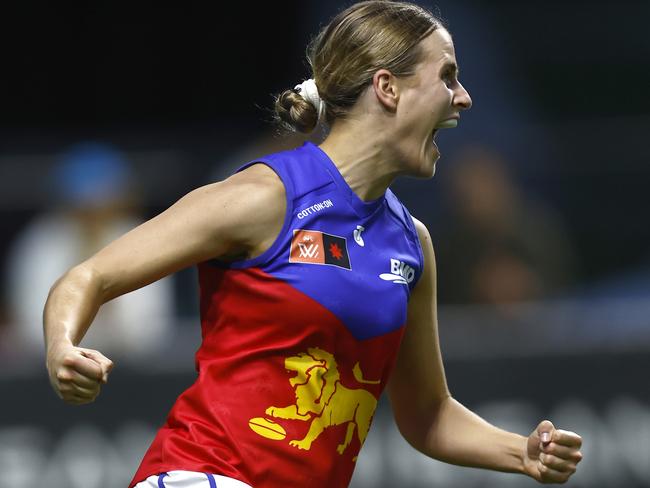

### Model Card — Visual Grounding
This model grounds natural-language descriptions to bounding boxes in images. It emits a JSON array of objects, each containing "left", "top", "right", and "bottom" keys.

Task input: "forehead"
[{"left": 419, "top": 28, "right": 457, "bottom": 71}]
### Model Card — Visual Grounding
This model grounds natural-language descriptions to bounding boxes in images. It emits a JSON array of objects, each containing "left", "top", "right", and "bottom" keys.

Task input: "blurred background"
[{"left": 1, "top": 1, "right": 649, "bottom": 487}]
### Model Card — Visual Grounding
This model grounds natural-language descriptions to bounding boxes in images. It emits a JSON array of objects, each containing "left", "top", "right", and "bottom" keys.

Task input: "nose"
[{"left": 454, "top": 81, "right": 472, "bottom": 111}]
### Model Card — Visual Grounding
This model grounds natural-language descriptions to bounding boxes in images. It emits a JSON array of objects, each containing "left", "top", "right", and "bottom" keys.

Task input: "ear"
[{"left": 372, "top": 69, "right": 399, "bottom": 111}]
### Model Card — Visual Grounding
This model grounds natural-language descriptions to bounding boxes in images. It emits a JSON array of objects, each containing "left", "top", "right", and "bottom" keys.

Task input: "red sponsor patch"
[{"left": 290, "top": 229, "right": 351, "bottom": 270}]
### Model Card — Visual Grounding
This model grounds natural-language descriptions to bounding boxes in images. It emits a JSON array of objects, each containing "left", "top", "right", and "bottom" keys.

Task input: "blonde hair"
[{"left": 275, "top": 1, "right": 443, "bottom": 133}]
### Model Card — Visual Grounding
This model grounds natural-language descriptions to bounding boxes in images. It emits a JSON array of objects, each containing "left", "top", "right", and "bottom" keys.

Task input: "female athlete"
[{"left": 44, "top": 2, "right": 582, "bottom": 487}]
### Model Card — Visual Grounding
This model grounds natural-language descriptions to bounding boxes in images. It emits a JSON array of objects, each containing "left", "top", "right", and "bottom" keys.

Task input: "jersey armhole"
[
  {"left": 208, "top": 159, "right": 295, "bottom": 270},
  {"left": 408, "top": 215, "right": 426, "bottom": 288},
  {"left": 402, "top": 210, "right": 426, "bottom": 291}
]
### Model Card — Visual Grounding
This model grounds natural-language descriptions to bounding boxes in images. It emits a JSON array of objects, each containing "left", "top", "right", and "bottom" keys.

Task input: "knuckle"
[
  {"left": 56, "top": 371, "right": 70, "bottom": 382},
  {"left": 81, "top": 385, "right": 98, "bottom": 395},
  {"left": 62, "top": 354, "right": 77, "bottom": 367}
]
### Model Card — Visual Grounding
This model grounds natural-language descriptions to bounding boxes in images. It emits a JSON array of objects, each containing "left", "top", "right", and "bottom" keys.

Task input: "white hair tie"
[{"left": 294, "top": 78, "right": 325, "bottom": 124}]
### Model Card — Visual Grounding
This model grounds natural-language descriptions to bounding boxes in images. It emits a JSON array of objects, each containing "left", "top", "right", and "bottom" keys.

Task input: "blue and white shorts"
[{"left": 134, "top": 470, "right": 253, "bottom": 488}]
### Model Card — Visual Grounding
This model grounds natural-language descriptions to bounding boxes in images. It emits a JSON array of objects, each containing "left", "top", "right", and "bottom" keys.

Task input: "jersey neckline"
[{"left": 305, "top": 141, "right": 386, "bottom": 218}]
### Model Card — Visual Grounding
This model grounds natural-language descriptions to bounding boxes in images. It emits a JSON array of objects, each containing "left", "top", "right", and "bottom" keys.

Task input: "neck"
[{"left": 318, "top": 117, "right": 401, "bottom": 202}]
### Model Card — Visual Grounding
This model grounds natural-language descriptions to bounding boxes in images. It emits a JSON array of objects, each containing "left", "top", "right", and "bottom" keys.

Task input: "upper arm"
[
  {"left": 387, "top": 217, "right": 450, "bottom": 441},
  {"left": 79, "top": 163, "right": 286, "bottom": 301}
]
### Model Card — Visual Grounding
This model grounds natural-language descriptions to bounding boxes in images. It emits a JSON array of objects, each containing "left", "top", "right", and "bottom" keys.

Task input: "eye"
[{"left": 442, "top": 71, "right": 455, "bottom": 88}]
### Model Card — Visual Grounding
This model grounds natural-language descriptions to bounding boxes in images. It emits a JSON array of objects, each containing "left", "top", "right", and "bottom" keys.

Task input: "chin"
[
  {"left": 399, "top": 144, "right": 439, "bottom": 178},
  {"left": 407, "top": 164, "right": 437, "bottom": 179},
  {"left": 413, "top": 151, "right": 439, "bottom": 179}
]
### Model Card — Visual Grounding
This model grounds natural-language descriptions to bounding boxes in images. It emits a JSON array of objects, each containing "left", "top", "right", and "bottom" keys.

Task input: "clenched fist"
[
  {"left": 524, "top": 420, "right": 583, "bottom": 484},
  {"left": 47, "top": 344, "right": 114, "bottom": 405}
]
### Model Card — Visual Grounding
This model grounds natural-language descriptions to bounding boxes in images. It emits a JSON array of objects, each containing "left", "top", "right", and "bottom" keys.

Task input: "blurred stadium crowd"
[{"left": 0, "top": 1, "right": 648, "bottom": 487}]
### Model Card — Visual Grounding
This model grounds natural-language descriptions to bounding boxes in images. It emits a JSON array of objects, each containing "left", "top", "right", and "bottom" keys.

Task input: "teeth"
[{"left": 436, "top": 119, "right": 458, "bottom": 129}]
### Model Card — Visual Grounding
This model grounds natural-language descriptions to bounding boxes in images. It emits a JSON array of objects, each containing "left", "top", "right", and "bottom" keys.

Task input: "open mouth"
[{"left": 431, "top": 119, "right": 458, "bottom": 147}]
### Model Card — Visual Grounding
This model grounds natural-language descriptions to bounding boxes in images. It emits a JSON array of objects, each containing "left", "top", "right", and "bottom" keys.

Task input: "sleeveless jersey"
[{"left": 130, "top": 141, "right": 425, "bottom": 488}]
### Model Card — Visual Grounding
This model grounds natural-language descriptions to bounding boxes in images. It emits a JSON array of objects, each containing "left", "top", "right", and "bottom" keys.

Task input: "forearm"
[
  {"left": 412, "top": 396, "right": 527, "bottom": 474},
  {"left": 43, "top": 263, "right": 105, "bottom": 354}
]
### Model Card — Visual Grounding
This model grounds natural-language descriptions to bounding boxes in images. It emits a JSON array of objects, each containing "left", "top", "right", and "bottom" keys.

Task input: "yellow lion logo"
[{"left": 252, "top": 347, "right": 380, "bottom": 456}]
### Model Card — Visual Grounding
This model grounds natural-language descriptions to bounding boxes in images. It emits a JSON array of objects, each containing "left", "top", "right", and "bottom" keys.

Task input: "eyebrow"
[{"left": 441, "top": 62, "right": 459, "bottom": 77}]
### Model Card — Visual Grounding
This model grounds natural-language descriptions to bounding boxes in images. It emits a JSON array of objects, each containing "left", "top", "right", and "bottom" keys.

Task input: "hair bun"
[{"left": 274, "top": 89, "right": 319, "bottom": 134}]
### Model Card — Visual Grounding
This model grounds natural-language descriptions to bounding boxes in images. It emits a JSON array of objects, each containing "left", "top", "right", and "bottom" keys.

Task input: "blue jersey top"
[{"left": 225, "top": 140, "right": 425, "bottom": 340}]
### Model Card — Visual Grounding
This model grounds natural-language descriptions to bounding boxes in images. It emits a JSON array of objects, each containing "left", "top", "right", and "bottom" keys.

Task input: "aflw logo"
[
  {"left": 379, "top": 259, "right": 415, "bottom": 285},
  {"left": 298, "top": 242, "right": 319, "bottom": 258}
]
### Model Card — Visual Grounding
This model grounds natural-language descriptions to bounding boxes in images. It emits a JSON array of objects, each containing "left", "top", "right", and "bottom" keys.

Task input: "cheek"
[{"left": 432, "top": 86, "right": 453, "bottom": 109}]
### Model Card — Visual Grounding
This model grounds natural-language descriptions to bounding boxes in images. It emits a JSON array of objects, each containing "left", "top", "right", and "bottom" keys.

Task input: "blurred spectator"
[
  {"left": 4, "top": 142, "right": 174, "bottom": 363},
  {"left": 434, "top": 144, "right": 575, "bottom": 311}
]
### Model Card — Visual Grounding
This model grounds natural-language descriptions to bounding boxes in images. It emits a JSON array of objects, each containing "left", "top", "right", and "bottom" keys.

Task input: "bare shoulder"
[
  {"left": 200, "top": 163, "right": 287, "bottom": 255},
  {"left": 410, "top": 216, "right": 436, "bottom": 291},
  {"left": 220, "top": 162, "right": 285, "bottom": 218},
  {"left": 411, "top": 216, "right": 433, "bottom": 255}
]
